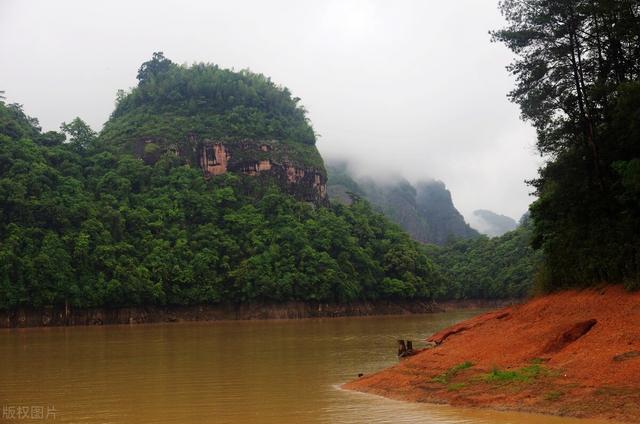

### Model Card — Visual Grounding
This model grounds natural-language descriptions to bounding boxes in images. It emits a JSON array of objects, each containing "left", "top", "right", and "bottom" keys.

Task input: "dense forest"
[
  {"left": 425, "top": 215, "right": 541, "bottom": 299},
  {"left": 494, "top": 0, "right": 640, "bottom": 290},
  {"left": 101, "top": 52, "right": 323, "bottom": 170},
  {"left": 326, "top": 162, "right": 538, "bottom": 299},
  {"left": 0, "top": 55, "right": 544, "bottom": 310},
  {"left": 106, "top": 52, "right": 316, "bottom": 145},
  {"left": 0, "top": 99, "right": 453, "bottom": 310}
]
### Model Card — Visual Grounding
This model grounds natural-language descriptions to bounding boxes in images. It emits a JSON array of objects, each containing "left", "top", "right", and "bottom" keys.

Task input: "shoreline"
[
  {"left": 338, "top": 385, "right": 614, "bottom": 424},
  {"left": 343, "top": 286, "right": 640, "bottom": 423},
  {"left": 0, "top": 298, "right": 516, "bottom": 328}
]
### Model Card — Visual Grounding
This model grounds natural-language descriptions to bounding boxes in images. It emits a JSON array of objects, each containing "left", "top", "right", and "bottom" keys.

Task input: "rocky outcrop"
[
  {"left": 414, "top": 180, "right": 479, "bottom": 244},
  {"left": 136, "top": 137, "right": 328, "bottom": 205},
  {"left": 200, "top": 143, "right": 231, "bottom": 175},
  {"left": 198, "top": 140, "right": 328, "bottom": 204}
]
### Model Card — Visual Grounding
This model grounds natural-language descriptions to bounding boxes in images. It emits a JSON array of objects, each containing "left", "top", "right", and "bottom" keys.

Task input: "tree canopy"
[
  {"left": 0, "top": 100, "right": 448, "bottom": 310},
  {"left": 102, "top": 52, "right": 316, "bottom": 154},
  {"left": 493, "top": 0, "right": 640, "bottom": 289},
  {"left": 0, "top": 49, "right": 549, "bottom": 311},
  {"left": 425, "top": 216, "right": 542, "bottom": 299}
]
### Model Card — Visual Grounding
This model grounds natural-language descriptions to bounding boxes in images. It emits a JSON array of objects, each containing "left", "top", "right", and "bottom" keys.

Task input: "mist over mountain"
[
  {"left": 469, "top": 209, "right": 518, "bottom": 237},
  {"left": 326, "top": 161, "right": 479, "bottom": 245}
]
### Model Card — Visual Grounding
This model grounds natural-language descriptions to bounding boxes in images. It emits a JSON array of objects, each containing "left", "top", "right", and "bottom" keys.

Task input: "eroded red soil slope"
[{"left": 344, "top": 286, "right": 640, "bottom": 422}]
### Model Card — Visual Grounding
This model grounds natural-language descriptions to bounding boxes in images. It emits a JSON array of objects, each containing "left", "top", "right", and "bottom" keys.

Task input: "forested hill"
[
  {"left": 0, "top": 54, "right": 545, "bottom": 312},
  {"left": 102, "top": 53, "right": 328, "bottom": 204},
  {"left": 425, "top": 215, "right": 541, "bottom": 299},
  {"left": 0, "top": 57, "right": 454, "bottom": 310},
  {"left": 326, "top": 161, "right": 479, "bottom": 245}
]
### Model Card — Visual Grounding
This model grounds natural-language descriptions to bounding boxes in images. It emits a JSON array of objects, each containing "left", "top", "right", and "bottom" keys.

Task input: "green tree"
[
  {"left": 493, "top": 0, "right": 640, "bottom": 289},
  {"left": 136, "top": 51, "right": 174, "bottom": 83},
  {"left": 60, "top": 117, "right": 97, "bottom": 151}
]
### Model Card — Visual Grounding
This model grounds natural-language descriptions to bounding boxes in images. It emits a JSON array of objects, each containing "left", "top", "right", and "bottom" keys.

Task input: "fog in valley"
[{"left": 0, "top": 0, "right": 540, "bottom": 222}]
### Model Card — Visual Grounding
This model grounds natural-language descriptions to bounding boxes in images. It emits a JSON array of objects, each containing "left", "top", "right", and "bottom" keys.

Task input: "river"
[{"left": 0, "top": 311, "right": 610, "bottom": 423}]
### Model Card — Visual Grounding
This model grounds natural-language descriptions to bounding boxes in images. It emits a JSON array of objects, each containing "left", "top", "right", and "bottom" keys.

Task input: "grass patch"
[
  {"left": 544, "top": 390, "right": 563, "bottom": 401},
  {"left": 447, "top": 383, "right": 467, "bottom": 392},
  {"left": 432, "top": 361, "right": 474, "bottom": 384},
  {"left": 484, "top": 364, "right": 545, "bottom": 383}
]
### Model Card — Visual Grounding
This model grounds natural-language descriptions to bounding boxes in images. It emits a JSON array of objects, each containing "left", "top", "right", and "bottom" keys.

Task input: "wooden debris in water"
[{"left": 397, "top": 339, "right": 417, "bottom": 358}]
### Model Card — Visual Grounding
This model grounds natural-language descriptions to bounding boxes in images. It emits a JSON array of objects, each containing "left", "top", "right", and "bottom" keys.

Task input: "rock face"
[
  {"left": 414, "top": 181, "right": 479, "bottom": 244},
  {"left": 201, "top": 143, "right": 231, "bottom": 175},
  {"left": 135, "top": 137, "right": 328, "bottom": 204},
  {"left": 198, "top": 140, "right": 327, "bottom": 204}
]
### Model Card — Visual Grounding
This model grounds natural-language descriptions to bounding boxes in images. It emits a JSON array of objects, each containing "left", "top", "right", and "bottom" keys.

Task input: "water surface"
[{"left": 0, "top": 311, "right": 610, "bottom": 423}]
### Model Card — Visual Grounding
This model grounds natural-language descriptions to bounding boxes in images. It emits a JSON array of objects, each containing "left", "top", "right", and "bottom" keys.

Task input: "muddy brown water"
[{"left": 0, "top": 311, "right": 611, "bottom": 423}]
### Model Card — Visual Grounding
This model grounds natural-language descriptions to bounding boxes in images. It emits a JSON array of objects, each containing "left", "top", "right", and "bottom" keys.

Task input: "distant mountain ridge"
[
  {"left": 469, "top": 209, "right": 518, "bottom": 237},
  {"left": 326, "top": 161, "right": 479, "bottom": 245}
]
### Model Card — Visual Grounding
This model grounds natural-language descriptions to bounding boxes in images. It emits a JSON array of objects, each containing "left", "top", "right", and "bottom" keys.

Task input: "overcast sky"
[{"left": 0, "top": 0, "right": 540, "bottom": 221}]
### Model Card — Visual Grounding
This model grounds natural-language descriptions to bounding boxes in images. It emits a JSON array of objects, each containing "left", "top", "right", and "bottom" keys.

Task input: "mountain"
[
  {"left": 0, "top": 54, "right": 541, "bottom": 314},
  {"left": 469, "top": 209, "right": 518, "bottom": 237},
  {"left": 0, "top": 54, "right": 449, "bottom": 311},
  {"left": 327, "top": 159, "right": 541, "bottom": 299},
  {"left": 326, "top": 162, "right": 479, "bottom": 245},
  {"left": 414, "top": 181, "right": 479, "bottom": 244}
]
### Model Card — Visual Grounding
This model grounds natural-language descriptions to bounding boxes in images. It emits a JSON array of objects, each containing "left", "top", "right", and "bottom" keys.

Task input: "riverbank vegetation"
[
  {"left": 425, "top": 216, "right": 541, "bottom": 299},
  {"left": 0, "top": 95, "right": 541, "bottom": 311},
  {"left": 493, "top": 0, "right": 640, "bottom": 290}
]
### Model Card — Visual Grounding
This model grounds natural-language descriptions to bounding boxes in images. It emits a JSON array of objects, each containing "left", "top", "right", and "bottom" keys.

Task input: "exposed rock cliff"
[
  {"left": 414, "top": 180, "right": 479, "bottom": 244},
  {"left": 134, "top": 137, "right": 327, "bottom": 203},
  {"left": 198, "top": 140, "right": 327, "bottom": 203}
]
